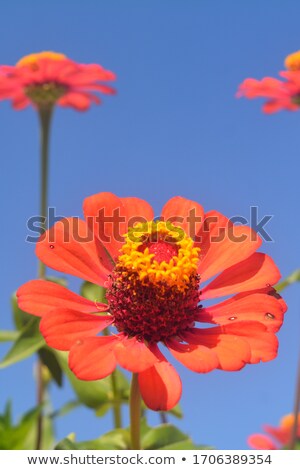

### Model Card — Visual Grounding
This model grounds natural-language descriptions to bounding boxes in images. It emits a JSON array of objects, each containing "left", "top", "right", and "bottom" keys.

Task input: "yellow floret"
[{"left": 117, "top": 221, "right": 200, "bottom": 291}]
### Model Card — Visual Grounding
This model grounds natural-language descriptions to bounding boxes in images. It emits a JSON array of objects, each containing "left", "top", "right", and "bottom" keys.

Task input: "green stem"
[
  {"left": 130, "top": 373, "right": 141, "bottom": 450},
  {"left": 36, "top": 106, "right": 53, "bottom": 450},
  {"left": 103, "top": 327, "right": 123, "bottom": 429},
  {"left": 111, "top": 371, "right": 122, "bottom": 428},
  {"left": 38, "top": 107, "right": 53, "bottom": 278},
  {"left": 289, "top": 351, "right": 300, "bottom": 450}
]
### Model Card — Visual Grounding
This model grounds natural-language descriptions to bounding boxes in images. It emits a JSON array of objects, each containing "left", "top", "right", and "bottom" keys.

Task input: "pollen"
[
  {"left": 285, "top": 50, "right": 300, "bottom": 71},
  {"left": 16, "top": 51, "right": 66, "bottom": 69},
  {"left": 117, "top": 221, "right": 200, "bottom": 291},
  {"left": 280, "top": 413, "right": 300, "bottom": 429}
]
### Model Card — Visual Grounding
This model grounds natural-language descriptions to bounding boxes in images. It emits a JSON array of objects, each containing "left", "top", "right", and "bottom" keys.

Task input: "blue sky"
[{"left": 0, "top": 0, "right": 299, "bottom": 449}]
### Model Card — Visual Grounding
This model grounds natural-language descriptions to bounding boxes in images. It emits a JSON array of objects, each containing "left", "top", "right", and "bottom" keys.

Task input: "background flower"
[
  {"left": 0, "top": 51, "right": 116, "bottom": 111},
  {"left": 237, "top": 50, "right": 300, "bottom": 113},
  {"left": 248, "top": 414, "right": 300, "bottom": 449}
]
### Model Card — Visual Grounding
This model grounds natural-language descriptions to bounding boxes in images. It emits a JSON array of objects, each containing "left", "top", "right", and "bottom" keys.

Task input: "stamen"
[{"left": 17, "top": 51, "right": 66, "bottom": 69}]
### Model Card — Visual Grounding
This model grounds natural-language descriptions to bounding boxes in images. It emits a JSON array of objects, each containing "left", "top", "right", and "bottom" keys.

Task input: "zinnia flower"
[
  {"left": 17, "top": 193, "right": 286, "bottom": 411},
  {"left": 248, "top": 414, "right": 300, "bottom": 449},
  {"left": 0, "top": 51, "right": 116, "bottom": 111},
  {"left": 237, "top": 50, "right": 300, "bottom": 113}
]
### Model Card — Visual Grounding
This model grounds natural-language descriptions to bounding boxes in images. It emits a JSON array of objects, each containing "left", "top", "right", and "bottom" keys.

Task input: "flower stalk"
[
  {"left": 110, "top": 370, "right": 122, "bottom": 429},
  {"left": 36, "top": 106, "right": 53, "bottom": 450},
  {"left": 38, "top": 107, "right": 53, "bottom": 278},
  {"left": 130, "top": 373, "right": 141, "bottom": 450},
  {"left": 289, "top": 350, "right": 300, "bottom": 449}
]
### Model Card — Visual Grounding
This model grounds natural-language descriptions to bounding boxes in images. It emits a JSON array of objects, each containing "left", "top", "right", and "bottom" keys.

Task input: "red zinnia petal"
[
  {"left": 120, "top": 197, "right": 154, "bottom": 226},
  {"left": 182, "top": 327, "right": 251, "bottom": 371},
  {"left": 248, "top": 434, "right": 278, "bottom": 450},
  {"left": 166, "top": 338, "right": 219, "bottom": 373},
  {"left": 220, "top": 322, "right": 279, "bottom": 364},
  {"left": 202, "top": 252, "right": 281, "bottom": 299},
  {"left": 263, "top": 424, "right": 291, "bottom": 445},
  {"left": 197, "top": 211, "right": 261, "bottom": 282},
  {"left": 114, "top": 336, "right": 159, "bottom": 372},
  {"left": 199, "top": 291, "right": 286, "bottom": 332},
  {"left": 83, "top": 192, "right": 127, "bottom": 260},
  {"left": 58, "top": 92, "right": 93, "bottom": 111},
  {"left": 83, "top": 192, "right": 153, "bottom": 260},
  {"left": 138, "top": 345, "right": 182, "bottom": 411},
  {"left": 161, "top": 196, "right": 204, "bottom": 239},
  {"left": 16, "top": 279, "right": 107, "bottom": 316},
  {"left": 36, "top": 217, "right": 110, "bottom": 285},
  {"left": 68, "top": 336, "right": 118, "bottom": 380},
  {"left": 40, "top": 308, "right": 113, "bottom": 350}
]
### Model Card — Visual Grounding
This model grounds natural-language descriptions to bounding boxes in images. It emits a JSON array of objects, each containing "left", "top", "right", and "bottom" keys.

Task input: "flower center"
[
  {"left": 25, "top": 82, "right": 67, "bottom": 107},
  {"left": 292, "top": 94, "right": 300, "bottom": 106},
  {"left": 16, "top": 51, "right": 66, "bottom": 69},
  {"left": 117, "top": 221, "right": 200, "bottom": 289},
  {"left": 106, "top": 221, "right": 201, "bottom": 342},
  {"left": 285, "top": 50, "right": 300, "bottom": 71}
]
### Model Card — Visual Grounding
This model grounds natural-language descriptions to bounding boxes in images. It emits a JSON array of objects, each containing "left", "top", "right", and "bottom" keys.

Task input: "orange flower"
[
  {"left": 17, "top": 193, "right": 286, "bottom": 411},
  {"left": 237, "top": 50, "right": 300, "bottom": 113},
  {"left": 248, "top": 414, "right": 300, "bottom": 449},
  {"left": 0, "top": 51, "right": 116, "bottom": 111}
]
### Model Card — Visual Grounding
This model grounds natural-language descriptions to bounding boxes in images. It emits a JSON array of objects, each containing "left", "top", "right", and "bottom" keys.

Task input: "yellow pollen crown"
[
  {"left": 285, "top": 51, "right": 300, "bottom": 71},
  {"left": 117, "top": 221, "right": 200, "bottom": 291},
  {"left": 280, "top": 413, "right": 300, "bottom": 429},
  {"left": 17, "top": 51, "right": 66, "bottom": 68}
]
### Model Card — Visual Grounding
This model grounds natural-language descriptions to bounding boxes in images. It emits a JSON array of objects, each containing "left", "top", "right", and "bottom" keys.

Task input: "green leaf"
[
  {"left": 55, "top": 420, "right": 210, "bottom": 451},
  {"left": 0, "top": 318, "right": 45, "bottom": 368},
  {"left": 142, "top": 424, "right": 203, "bottom": 450},
  {"left": 51, "top": 401, "right": 80, "bottom": 419},
  {"left": 0, "top": 330, "right": 19, "bottom": 342},
  {"left": 95, "top": 402, "right": 112, "bottom": 417},
  {"left": 66, "top": 429, "right": 130, "bottom": 450},
  {"left": 55, "top": 352, "right": 129, "bottom": 413},
  {"left": 167, "top": 403, "right": 183, "bottom": 419},
  {"left": 22, "top": 413, "right": 54, "bottom": 450},
  {"left": 55, "top": 437, "right": 79, "bottom": 450},
  {"left": 79, "top": 429, "right": 130, "bottom": 450},
  {"left": 11, "top": 293, "right": 32, "bottom": 330},
  {"left": 0, "top": 402, "right": 12, "bottom": 430},
  {"left": 38, "top": 347, "right": 63, "bottom": 387},
  {"left": 55, "top": 351, "right": 111, "bottom": 408},
  {"left": 0, "top": 406, "right": 41, "bottom": 450},
  {"left": 276, "top": 269, "right": 300, "bottom": 292},
  {"left": 81, "top": 281, "right": 107, "bottom": 304},
  {"left": 55, "top": 429, "right": 130, "bottom": 451},
  {"left": 46, "top": 276, "right": 68, "bottom": 288}
]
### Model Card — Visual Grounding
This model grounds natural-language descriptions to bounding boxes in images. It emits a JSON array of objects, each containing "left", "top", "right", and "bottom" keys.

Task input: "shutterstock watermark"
[{"left": 25, "top": 206, "right": 274, "bottom": 244}]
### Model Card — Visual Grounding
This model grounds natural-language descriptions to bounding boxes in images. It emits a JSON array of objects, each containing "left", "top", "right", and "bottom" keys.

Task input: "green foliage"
[
  {"left": 50, "top": 401, "right": 80, "bottom": 420},
  {"left": 0, "top": 403, "right": 54, "bottom": 450},
  {"left": 38, "top": 347, "right": 63, "bottom": 387},
  {"left": 276, "top": 269, "right": 300, "bottom": 292},
  {"left": 55, "top": 351, "right": 130, "bottom": 413},
  {"left": 81, "top": 281, "right": 107, "bottom": 304},
  {"left": 0, "top": 330, "right": 18, "bottom": 342},
  {"left": 11, "top": 293, "right": 32, "bottom": 330},
  {"left": 46, "top": 276, "right": 68, "bottom": 288},
  {"left": 166, "top": 404, "right": 183, "bottom": 419},
  {"left": 0, "top": 318, "right": 45, "bottom": 369},
  {"left": 141, "top": 423, "right": 207, "bottom": 450},
  {"left": 55, "top": 420, "right": 207, "bottom": 450}
]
